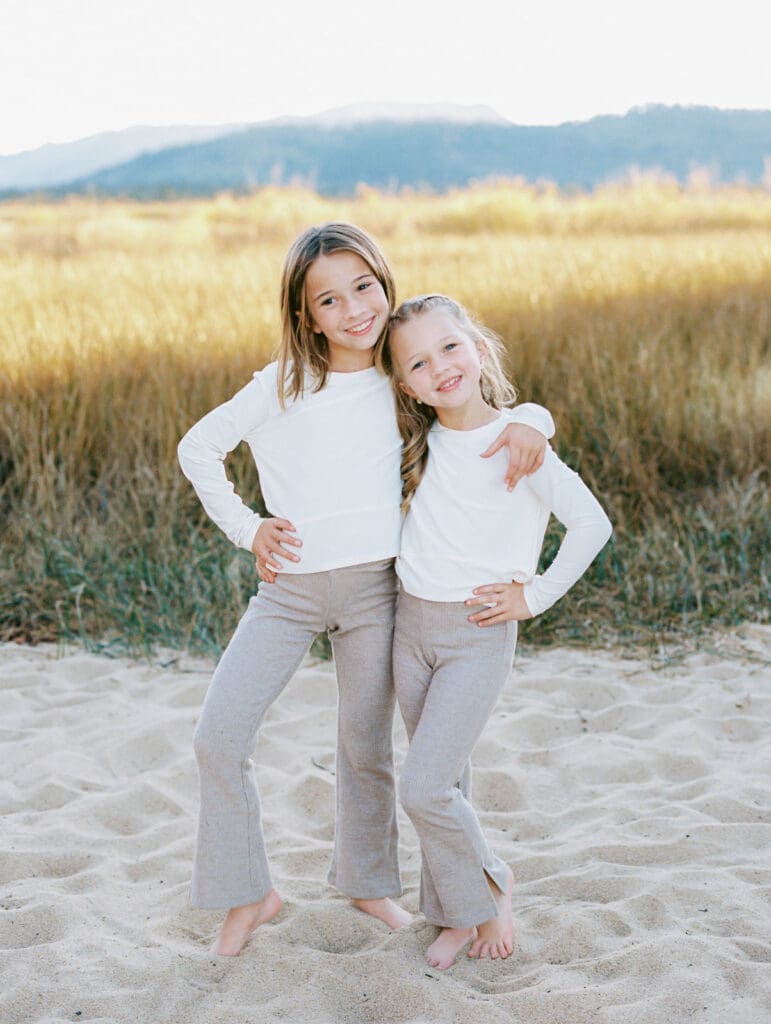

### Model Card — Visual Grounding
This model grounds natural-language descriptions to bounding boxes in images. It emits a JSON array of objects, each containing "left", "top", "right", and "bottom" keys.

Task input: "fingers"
[
  {"left": 505, "top": 462, "right": 525, "bottom": 492},
  {"left": 265, "top": 557, "right": 283, "bottom": 571},
  {"left": 468, "top": 603, "right": 516, "bottom": 625},
  {"left": 466, "top": 584, "right": 510, "bottom": 624},
  {"left": 276, "top": 541, "right": 301, "bottom": 563},
  {"left": 467, "top": 607, "right": 498, "bottom": 622},
  {"left": 255, "top": 562, "right": 276, "bottom": 584},
  {"left": 505, "top": 448, "right": 546, "bottom": 489},
  {"left": 255, "top": 525, "right": 303, "bottom": 570},
  {"left": 479, "top": 437, "right": 504, "bottom": 459},
  {"left": 253, "top": 519, "right": 303, "bottom": 554},
  {"left": 506, "top": 447, "right": 542, "bottom": 484},
  {"left": 469, "top": 610, "right": 507, "bottom": 625},
  {"left": 274, "top": 521, "right": 302, "bottom": 548},
  {"left": 263, "top": 532, "right": 301, "bottom": 564},
  {"left": 467, "top": 599, "right": 502, "bottom": 621},
  {"left": 261, "top": 547, "right": 297, "bottom": 565},
  {"left": 467, "top": 582, "right": 530, "bottom": 624},
  {"left": 467, "top": 586, "right": 505, "bottom": 603},
  {"left": 260, "top": 546, "right": 295, "bottom": 567}
]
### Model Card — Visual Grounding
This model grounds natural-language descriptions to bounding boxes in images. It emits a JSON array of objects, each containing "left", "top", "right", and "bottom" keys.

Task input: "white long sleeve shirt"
[
  {"left": 177, "top": 362, "right": 556, "bottom": 574},
  {"left": 397, "top": 412, "right": 612, "bottom": 615}
]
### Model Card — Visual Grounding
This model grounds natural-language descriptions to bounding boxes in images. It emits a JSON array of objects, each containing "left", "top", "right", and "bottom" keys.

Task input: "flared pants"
[
  {"left": 191, "top": 559, "right": 400, "bottom": 909},
  {"left": 393, "top": 590, "right": 517, "bottom": 928}
]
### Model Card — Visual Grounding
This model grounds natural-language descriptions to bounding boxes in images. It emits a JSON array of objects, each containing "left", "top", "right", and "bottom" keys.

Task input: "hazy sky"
[{"left": 3, "top": 0, "right": 769, "bottom": 155}]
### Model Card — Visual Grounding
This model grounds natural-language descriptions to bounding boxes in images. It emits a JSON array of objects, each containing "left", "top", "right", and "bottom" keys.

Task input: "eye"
[
  {"left": 411, "top": 360, "right": 426, "bottom": 371},
  {"left": 357, "top": 280, "right": 372, "bottom": 291},
  {"left": 320, "top": 296, "right": 336, "bottom": 306},
  {"left": 444, "top": 342, "right": 458, "bottom": 352}
]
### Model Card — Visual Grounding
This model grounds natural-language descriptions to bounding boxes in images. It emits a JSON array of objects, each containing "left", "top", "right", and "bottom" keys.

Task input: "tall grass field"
[{"left": 1, "top": 181, "right": 769, "bottom": 656}]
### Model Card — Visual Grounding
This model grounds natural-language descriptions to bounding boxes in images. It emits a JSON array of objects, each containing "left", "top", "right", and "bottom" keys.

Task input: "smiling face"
[
  {"left": 390, "top": 309, "right": 493, "bottom": 428},
  {"left": 304, "top": 250, "right": 390, "bottom": 372}
]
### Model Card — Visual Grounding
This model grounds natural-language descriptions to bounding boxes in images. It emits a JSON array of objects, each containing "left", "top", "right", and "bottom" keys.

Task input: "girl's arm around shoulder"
[
  {"left": 521, "top": 445, "right": 613, "bottom": 617},
  {"left": 481, "top": 403, "right": 556, "bottom": 491},
  {"left": 177, "top": 370, "right": 273, "bottom": 552}
]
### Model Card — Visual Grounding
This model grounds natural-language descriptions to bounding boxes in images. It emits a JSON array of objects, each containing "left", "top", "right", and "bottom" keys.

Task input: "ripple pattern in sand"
[{"left": 0, "top": 629, "right": 769, "bottom": 1024}]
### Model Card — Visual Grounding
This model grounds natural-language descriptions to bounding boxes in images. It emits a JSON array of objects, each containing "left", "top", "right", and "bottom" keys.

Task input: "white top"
[
  {"left": 177, "top": 361, "right": 557, "bottom": 574},
  {"left": 397, "top": 413, "right": 613, "bottom": 614}
]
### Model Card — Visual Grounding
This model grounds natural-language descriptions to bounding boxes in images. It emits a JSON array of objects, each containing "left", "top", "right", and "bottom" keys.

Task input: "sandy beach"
[{"left": 1, "top": 628, "right": 769, "bottom": 1024}]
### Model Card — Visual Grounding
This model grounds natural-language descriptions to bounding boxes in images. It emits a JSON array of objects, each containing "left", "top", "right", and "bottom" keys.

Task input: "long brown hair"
[
  {"left": 277, "top": 222, "right": 396, "bottom": 406},
  {"left": 377, "top": 294, "right": 517, "bottom": 511}
]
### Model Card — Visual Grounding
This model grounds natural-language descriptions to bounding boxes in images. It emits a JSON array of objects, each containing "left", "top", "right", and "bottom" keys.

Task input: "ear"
[
  {"left": 297, "top": 309, "right": 321, "bottom": 334},
  {"left": 398, "top": 380, "right": 419, "bottom": 402},
  {"left": 477, "top": 339, "right": 489, "bottom": 363}
]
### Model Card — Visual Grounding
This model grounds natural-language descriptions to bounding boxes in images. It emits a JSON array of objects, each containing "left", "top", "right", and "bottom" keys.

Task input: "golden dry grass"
[{"left": 1, "top": 182, "right": 769, "bottom": 652}]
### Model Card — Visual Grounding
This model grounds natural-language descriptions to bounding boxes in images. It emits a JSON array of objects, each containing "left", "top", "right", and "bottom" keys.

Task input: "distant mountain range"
[
  {"left": 2, "top": 104, "right": 769, "bottom": 198},
  {"left": 0, "top": 123, "right": 251, "bottom": 191}
]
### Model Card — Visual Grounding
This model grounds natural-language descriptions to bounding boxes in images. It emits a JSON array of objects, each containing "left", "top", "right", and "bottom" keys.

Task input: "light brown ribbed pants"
[
  {"left": 191, "top": 559, "right": 400, "bottom": 909},
  {"left": 393, "top": 590, "right": 518, "bottom": 928}
]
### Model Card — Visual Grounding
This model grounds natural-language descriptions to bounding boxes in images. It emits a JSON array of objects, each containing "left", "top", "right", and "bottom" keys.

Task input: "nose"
[
  {"left": 430, "top": 353, "right": 450, "bottom": 377},
  {"left": 343, "top": 294, "right": 368, "bottom": 321}
]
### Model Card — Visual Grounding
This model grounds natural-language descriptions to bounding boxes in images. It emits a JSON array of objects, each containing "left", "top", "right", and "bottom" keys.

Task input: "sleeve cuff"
[
  {"left": 522, "top": 579, "right": 548, "bottom": 618},
  {"left": 238, "top": 515, "right": 264, "bottom": 554}
]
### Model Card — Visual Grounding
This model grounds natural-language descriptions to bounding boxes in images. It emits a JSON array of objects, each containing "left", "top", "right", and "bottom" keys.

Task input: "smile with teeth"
[
  {"left": 346, "top": 316, "right": 376, "bottom": 336},
  {"left": 437, "top": 374, "right": 462, "bottom": 392}
]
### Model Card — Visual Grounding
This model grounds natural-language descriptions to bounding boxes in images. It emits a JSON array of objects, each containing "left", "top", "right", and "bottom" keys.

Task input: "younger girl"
[
  {"left": 177, "top": 225, "right": 555, "bottom": 956},
  {"left": 379, "top": 294, "right": 612, "bottom": 971}
]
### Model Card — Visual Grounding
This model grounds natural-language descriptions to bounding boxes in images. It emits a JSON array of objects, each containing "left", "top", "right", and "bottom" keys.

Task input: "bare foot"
[
  {"left": 426, "top": 926, "right": 477, "bottom": 970},
  {"left": 351, "top": 897, "right": 412, "bottom": 930},
  {"left": 211, "top": 889, "right": 283, "bottom": 956},
  {"left": 468, "top": 866, "right": 515, "bottom": 961}
]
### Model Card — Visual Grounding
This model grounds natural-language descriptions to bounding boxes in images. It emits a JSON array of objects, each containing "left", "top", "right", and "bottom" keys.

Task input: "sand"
[{"left": 0, "top": 627, "right": 769, "bottom": 1024}]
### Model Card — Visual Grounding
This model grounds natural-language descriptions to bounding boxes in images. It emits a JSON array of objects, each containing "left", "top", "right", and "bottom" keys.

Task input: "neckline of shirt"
[
  {"left": 431, "top": 411, "right": 506, "bottom": 437},
  {"left": 327, "top": 365, "right": 380, "bottom": 381}
]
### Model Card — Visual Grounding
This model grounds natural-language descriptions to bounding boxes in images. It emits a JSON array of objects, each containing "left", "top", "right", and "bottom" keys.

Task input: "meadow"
[{"left": 0, "top": 180, "right": 768, "bottom": 656}]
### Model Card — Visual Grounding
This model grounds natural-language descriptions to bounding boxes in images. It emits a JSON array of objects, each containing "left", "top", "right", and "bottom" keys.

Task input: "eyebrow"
[{"left": 311, "top": 272, "right": 374, "bottom": 302}]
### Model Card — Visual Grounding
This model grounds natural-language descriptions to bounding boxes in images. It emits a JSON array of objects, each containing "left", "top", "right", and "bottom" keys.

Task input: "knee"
[
  {"left": 338, "top": 712, "right": 394, "bottom": 774},
  {"left": 193, "top": 715, "right": 250, "bottom": 769},
  {"left": 398, "top": 771, "right": 437, "bottom": 821}
]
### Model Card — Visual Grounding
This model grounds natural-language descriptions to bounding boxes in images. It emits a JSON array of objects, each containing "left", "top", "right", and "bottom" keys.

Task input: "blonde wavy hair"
[
  {"left": 277, "top": 222, "right": 396, "bottom": 406},
  {"left": 376, "top": 294, "right": 517, "bottom": 511}
]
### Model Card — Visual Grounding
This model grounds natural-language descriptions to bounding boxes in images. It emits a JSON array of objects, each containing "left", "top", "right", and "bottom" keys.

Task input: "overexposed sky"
[{"left": 2, "top": 0, "right": 769, "bottom": 155}]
